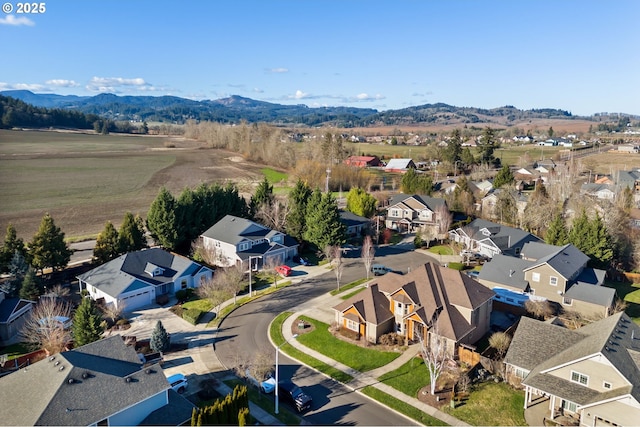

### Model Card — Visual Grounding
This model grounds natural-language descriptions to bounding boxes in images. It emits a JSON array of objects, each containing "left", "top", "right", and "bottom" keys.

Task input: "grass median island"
[
  {"left": 223, "top": 378, "right": 301, "bottom": 426},
  {"left": 270, "top": 312, "right": 353, "bottom": 383},
  {"left": 443, "top": 381, "right": 526, "bottom": 426},
  {"left": 296, "top": 316, "right": 401, "bottom": 372},
  {"left": 377, "top": 356, "right": 429, "bottom": 397},
  {"left": 361, "top": 386, "right": 448, "bottom": 426}
]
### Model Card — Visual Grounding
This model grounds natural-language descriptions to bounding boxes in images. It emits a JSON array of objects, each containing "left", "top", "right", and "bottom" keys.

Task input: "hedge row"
[{"left": 183, "top": 308, "right": 204, "bottom": 325}]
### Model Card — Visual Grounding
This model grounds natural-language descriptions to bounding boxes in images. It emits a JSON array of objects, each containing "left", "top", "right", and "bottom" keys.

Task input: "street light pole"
[
  {"left": 248, "top": 256, "right": 259, "bottom": 297},
  {"left": 275, "top": 333, "right": 298, "bottom": 414}
]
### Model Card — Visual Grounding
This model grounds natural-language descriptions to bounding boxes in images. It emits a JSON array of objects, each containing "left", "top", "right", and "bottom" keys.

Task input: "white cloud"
[
  {"left": 46, "top": 79, "right": 79, "bottom": 88},
  {"left": 349, "top": 93, "right": 385, "bottom": 102},
  {"left": 292, "top": 90, "right": 309, "bottom": 99},
  {"left": 0, "top": 14, "right": 35, "bottom": 26},
  {"left": 266, "top": 67, "right": 289, "bottom": 73},
  {"left": 86, "top": 76, "right": 151, "bottom": 93},
  {"left": 253, "top": 87, "right": 264, "bottom": 93},
  {"left": 0, "top": 82, "right": 45, "bottom": 91}
]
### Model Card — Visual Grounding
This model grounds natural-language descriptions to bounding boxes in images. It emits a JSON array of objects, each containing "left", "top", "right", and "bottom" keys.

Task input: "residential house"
[
  {"left": 339, "top": 210, "right": 370, "bottom": 238},
  {"left": 513, "top": 135, "right": 534, "bottom": 143},
  {"left": 579, "top": 183, "right": 616, "bottom": 200},
  {"left": 616, "top": 144, "right": 640, "bottom": 154},
  {"left": 0, "top": 291, "right": 34, "bottom": 346},
  {"left": 534, "top": 159, "right": 557, "bottom": 175},
  {"left": 468, "top": 180, "right": 493, "bottom": 197},
  {"left": 480, "top": 189, "right": 528, "bottom": 224},
  {"left": 344, "top": 155, "right": 381, "bottom": 168},
  {"left": 0, "top": 335, "right": 195, "bottom": 426},
  {"left": 333, "top": 262, "right": 495, "bottom": 356},
  {"left": 504, "top": 313, "right": 640, "bottom": 427},
  {"left": 449, "top": 218, "right": 541, "bottom": 258},
  {"left": 594, "top": 175, "right": 614, "bottom": 185},
  {"left": 434, "top": 179, "right": 458, "bottom": 195},
  {"left": 77, "top": 248, "right": 213, "bottom": 311},
  {"left": 385, "top": 194, "right": 449, "bottom": 234},
  {"left": 616, "top": 169, "right": 640, "bottom": 194},
  {"left": 200, "top": 215, "right": 298, "bottom": 270},
  {"left": 384, "top": 158, "right": 416, "bottom": 173},
  {"left": 478, "top": 242, "right": 614, "bottom": 318}
]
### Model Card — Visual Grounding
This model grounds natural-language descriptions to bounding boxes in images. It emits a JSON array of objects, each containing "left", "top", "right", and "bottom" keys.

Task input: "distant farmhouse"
[
  {"left": 344, "top": 155, "right": 381, "bottom": 168},
  {"left": 384, "top": 158, "right": 416, "bottom": 173}
]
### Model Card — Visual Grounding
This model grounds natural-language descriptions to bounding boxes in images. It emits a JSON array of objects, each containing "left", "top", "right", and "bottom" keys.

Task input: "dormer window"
[
  {"left": 144, "top": 263, "right": 164, "bottom": 277},
  {"left": 238, "top": 242, "right": 249, "bottom": 251}
]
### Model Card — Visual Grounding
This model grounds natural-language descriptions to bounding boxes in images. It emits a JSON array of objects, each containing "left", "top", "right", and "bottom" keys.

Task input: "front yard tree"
[
  {"left": 250, "top": 177, "right": 274, "bottom": 215},
  {"left": 29, "top": 213, "right": 72, "bottom": 273},
  {"left": 1, "top": 223, "right": 25, "bottom": 272},
  {"left": 198, "top": 276, "right": 232, "bottom": 316},
  {"left": 326, "top": 245, "right": 345, "bottom": 291},
  {"left": 20, "top": 297, "right": 72, "bottom": 354},
  {"left": 443, "top": 128, "right": 463, "bottom": 164},
  {"left": 492, "top": 165, "right": 514, "bottom": 189},
  {"left": 93, "top": 221, "right": 120, "bottom": 264},
  {"left": 418, "top": 319, "right": 448, "bottom": 395},
  {"left": 346, "top": 187, "right": 377, "bottom": 218},
  {"left": 19, "top": 267, "right": 41, "bottom": 300},
  {"left": 304, "top": 192, "right": 347, "bottom": 250},
  {"left": 118, "top": 212, "right": 147, "bottom": 253},
  {"left": 150, "top": 320, "right": 171, "bottom": 353},
  {"left": 361, "top": 236, "right": 375, "bottom": 279},
  {"left": 146, "top": 187, "right": 179, "bottom": 250},
  {"left": 0, "top": 251, "right": 29, "bottom": 297},
  {"left": 72, "top": 297, "right": 104, "bottom": 347},
  {"left": 286, "top": 179, "right": 312, "bottom": 242}
]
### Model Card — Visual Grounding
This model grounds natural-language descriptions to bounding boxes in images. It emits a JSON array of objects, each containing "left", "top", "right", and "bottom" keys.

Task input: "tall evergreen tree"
[
  {"left": 286, "top": 179, "right": 312, "bottom": 242},
  {"left": 118, "top": 212, "right": 147, "bottom": 253},
  {"left": 150, "top": 320, "right": 171, "bottom": 353},
  {"left": 146, "top": 187, "right": 179, "bottom": 250},
  {"left": 493, "top": 165, "right": 515, "bottom": 189},
  {"left": 586, "top": 214, "right": 614, "bottom": 269},
  {"left": 93, "top": 221, "right": 120, "bottom": 264},
  {"left": 72, "top": 297, "right": 104, "bottom": 347},
  {"left": 460, "top": 147, "right": 475, "bottom": 166},
  {"left": 443, "top": 128, "right": 463, "bottom": 164},
  {"left": 304, "top": 193, "right": 347, "bottom": 249},
  {"left": 401, "top": 168, "right": 419, "bottom": 193},
  {"left": 477, "top": 126, "right": 498, "bottom": 165},
  {"left": 1, "top": 223, "right": 25, "bottom": 272},
  {"left": 29, "top": 213, "right": 72, "bottom": 273},
  {"left": 19, "top": 267, "right": 40, "bottom": 300},
  {"left": 545, "top": 212, "right": 569, "bottom": 246},
  {"left": 346, "top": 187, "right": 377, "bottom": 218},
  {"left": 250, "top": 177, "right": 274, "bottom": 215},
  {"left": 568, "top": 209, "right": 591, "bottom": 253},
  {"left": 175, "top": 187, "right": 199, "bottom": 251}
]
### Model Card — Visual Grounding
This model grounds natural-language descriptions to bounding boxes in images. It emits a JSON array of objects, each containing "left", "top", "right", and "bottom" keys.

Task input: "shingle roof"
[
  {"left": 0, "top": 295, "right": 33, "bottom": 323},
  {"left": 76, "top": 248, "right": 207, "bottom": 299},
  {"left": 0, "top": 336, "right": 177, "bottom": 426},
  {"left": 523, "top": 243, "right": 589, "bottom": 279},
  {"left": 477, "top": 254, "right": 531, "bottom": 291},
  {"left": 388, "top": 194, "right": 447, "bottom": 212},
  {"left": 200, "top": 215, "right": 270, "bottom": 245},
  {"left": 339, "top": 210, "right": 371, "bottom": 226},
  {"left": 332, "top": 283, "right": 394, "bottom": 325},
  {"left": 465, "top": 219, "right": 541, "bottom": 254},
  {"left": 564, "top": 282, "right": 615, "bottom": 306},
  {"left": 385, "top": 158, "right": 415, "bottom": 169},
  {"left": 511, "top": 313, "right": 640, "bottom": 405}
]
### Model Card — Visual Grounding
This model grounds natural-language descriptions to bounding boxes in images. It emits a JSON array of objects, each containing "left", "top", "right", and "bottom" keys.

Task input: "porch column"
[
  {"left": 523, "top": 386, "right": 529, "bottom": 409},
  {"left": 550, "top": 395, "right": 555, "bottom": 419}
]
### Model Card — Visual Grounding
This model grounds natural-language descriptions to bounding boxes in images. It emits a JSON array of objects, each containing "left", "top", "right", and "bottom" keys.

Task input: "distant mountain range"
[{"left": 0, "top": 90, "right": 597, "bottom": 127}]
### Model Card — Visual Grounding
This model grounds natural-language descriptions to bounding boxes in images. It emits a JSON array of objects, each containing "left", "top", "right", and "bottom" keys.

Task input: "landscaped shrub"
[
  {"left": 175, "top": 289, "right": 194, "bottom": 303},
  {"left": 379, "top": 332, "right": 404, "bottom": 346},
  {"left": 183, "top": 308, "right": 203, "bottom": 325},
  {"left": 156, "top": 294, "right": 169, "bottom": 305},
  {"left": 447, "top": 262, "right": 464, "bottom": 271}
]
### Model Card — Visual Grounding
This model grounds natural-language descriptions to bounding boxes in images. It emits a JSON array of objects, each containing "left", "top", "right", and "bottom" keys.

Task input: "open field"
[{"left": 0, "top": 130, "right": 268, "bottom": 240}]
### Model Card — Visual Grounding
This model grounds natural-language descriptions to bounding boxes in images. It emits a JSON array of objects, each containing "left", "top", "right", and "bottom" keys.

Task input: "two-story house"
[
  {"left": 0, "top": 335, "right": 195, "bottom": 426},
  {"left": 504, "top": 313, "right": 640, "bottom": 426},
  {"left": 77, "top": 248, "right": 213, "bottom": 311},
  {"left": 200, "top": 215, "right": 298, "bottom": 270},
  {"left": 0, "top": 291, "right": 34, "bottom": 346},
  {"left": 385, "top": 194, "right": 448, "bottom": 234},
  {"left": 480, "top": 189, "right": 528, "bottom": 224},
  {"left": 478, "top": 242, "right": 615, "bottom": 318},
  {"left": 449, "top": 218, "right": 541, "bottom": 259},
  {"left": 333, "top": 262, "right": 495, "bottom": 357}
]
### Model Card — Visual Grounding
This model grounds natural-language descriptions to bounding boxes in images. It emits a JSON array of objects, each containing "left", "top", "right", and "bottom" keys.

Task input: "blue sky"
[{"left": 1, "top": 0, "right": 638, "bottom": 116}]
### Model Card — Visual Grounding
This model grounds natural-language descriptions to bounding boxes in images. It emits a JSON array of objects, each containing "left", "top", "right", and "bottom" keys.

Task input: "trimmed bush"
[
  {"left": 183, "top": 308, "right": 203, "bottom": 325},
  {"left": 447, "top": 262, "right": 464, "bottom": 271}
]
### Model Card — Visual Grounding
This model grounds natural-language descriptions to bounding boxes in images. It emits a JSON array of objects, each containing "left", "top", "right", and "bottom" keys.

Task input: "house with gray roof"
[
  {"left": 385, "top": 194, "right": 449, "bottom": 234},
  {"left": 0, "top": 290, "right": 34, "bottom": 346},
  {"left": 449, "top": 218, "right": 541, "bottom": 258},
  {"left": 480, "top": 189, "right": 528, "bottom": 224},
  {"left": 504, "top": 313, "right": 640, "bottom": 426},
  {"left": 579, "top": 183, "right": 616, "bottom": 200},
  {"left": 478, "top": 242, "right": 614, "bottom": 318},
  {"left": 200, "top": 215, "right": 298, "bottom": 269},
  {"left": 333, "top": 262, "right": 494, "bottom": 355},
  {"left": 339, "top": 210, "right": 371, "bottom": 238},
  {"left": 384, "top": 158, "right": 416, "bottom": 172},
  {"left": 77, "top": 248, "right": 213, "bottom": 311},
  {"left": 0, "top": 335, "right": 195, "bottom": 426}
]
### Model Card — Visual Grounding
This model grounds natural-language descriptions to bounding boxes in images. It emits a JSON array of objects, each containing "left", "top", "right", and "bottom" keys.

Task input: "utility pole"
[{"left": 325, "top": 168, "right": 331, "bottom": 193}]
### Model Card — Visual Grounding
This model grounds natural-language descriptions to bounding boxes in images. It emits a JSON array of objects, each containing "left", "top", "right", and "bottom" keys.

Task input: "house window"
[
  {"left": 562, "top": 400, "right": 577, "bottom": 413},
  {"left": 181, "top": 279, "right": 187, "bottom": 289},
  {"left": 391, "top": 209, "right": 400, "bottom": 217},
  {"left": 238, "top": 242, "right": 249, "bottom": 251},
  {"left": 515, "top": 247, "right": 521, "bottom": 255},
  {"left": 571, "top": 371, "right": 589, "bottom": 386},
  {"left": 563, "top": 297, "right": 573, "bottom": 306},
  {"left": 404, "top": 305, "right": 409, "bottom": 315},
  {"left": 603, "top": 381, "right": 612, "bottom": 390},
  {"left": 514, "top": 367, "right": 529, "bottom": 379},
  {"left": 346, "top": 319, "right": 359, "bottom": 332},
  {"left": 531, "top": 272, "right": 540, "bottom": 282},
  {"left": 549, "top": 276, "right": 558, "bottom": 286}
]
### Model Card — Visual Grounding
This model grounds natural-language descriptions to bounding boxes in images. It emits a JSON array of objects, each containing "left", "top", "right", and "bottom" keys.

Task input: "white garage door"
[{"left": 121, "top": 290, "right": 152, "bottom": 310}]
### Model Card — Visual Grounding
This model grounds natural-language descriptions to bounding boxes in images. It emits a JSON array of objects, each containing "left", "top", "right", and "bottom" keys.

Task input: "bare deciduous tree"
[
  {"left": 102, "top": 301, "right": 125, "bottom": 327},
  {"left": 21, "top": 298, "right": 72, "bottom": 354},
  {"left": 435, "top": 204, "right": 452, "bottom": 243},
  {"left": 218, "top": 264, "right": 246, "bottom": 305},
  {"left": 263, "top": 258, "right": 281, "bottom": 288},
  {"left": 49, "top": 284, "right": 70, "bottom": 299},
  {"left": 247, "top": 345, "right": 274, "bottom": 383},
  {"left": 421, "top": 225, "right": 437, "bottom": 249},
  {"left": 197, "top": 275, "right": 232, "bottom": 316},
  {"left": 524, "top": 299, "right": 555, "bottom": 320},
  {"left": 417, "top": 319, "right": 449, "bottom": 395},
  {"left": 191, "top": 238, "right": 224, "bottom": 267},
  {"left": 488, "top": 331, "right": 512, "bottom": 359},
  {"left": 361, "top": 236, "right": 375, "bottom": 279},
  {"left": 255, "top": 198, "right": 290, "bottom": 233},
  {"left": 326, "top": 245, "right": 345, "bottom": 291}
]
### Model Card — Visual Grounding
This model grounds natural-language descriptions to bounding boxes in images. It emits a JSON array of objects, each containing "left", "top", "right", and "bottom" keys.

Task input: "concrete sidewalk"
[{"left": 280, "top": 305, "right": 470, "bottom": 426}]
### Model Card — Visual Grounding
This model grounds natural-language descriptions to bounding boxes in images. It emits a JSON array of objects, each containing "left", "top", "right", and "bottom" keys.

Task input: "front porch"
[{"left": 524, "top": 388, "right": 581, "bottom": 427}]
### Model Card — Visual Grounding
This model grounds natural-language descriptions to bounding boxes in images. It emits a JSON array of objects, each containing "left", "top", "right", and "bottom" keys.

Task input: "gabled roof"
[
  {"left": 0, "top": 336, "right": 180, "bottom": 426},
  {"left": 514, "top": 312, "right": 640, "bottom": 406},
  {"left": 522, "top": 243, "right": 589, "bottom": 280},
  {"left": 201, "top": 215, "right": 271, "bottom": 245},
  {"left": 388, "top": 194, "right": 447, "bottom": 212},
  {"left": 339, "top": 210, "right": 371, "bottom": 227},
  {"left": 77, "top": 248, "right": 209, "bottom": 298},
  {"left": 333, "top": 283, "right": 394, "bottom": 325},
  {"left": 464, "top": 219, "right": 541, "bottom": 253},
  {"left": 0, "top": 293, "right": 33, "bottom": 323},
  {"left": 385, "top": 158, "right": 416, "bottom": 170},
  {"left": 478, "top": 254, "right": 531, "bottom": 291}
]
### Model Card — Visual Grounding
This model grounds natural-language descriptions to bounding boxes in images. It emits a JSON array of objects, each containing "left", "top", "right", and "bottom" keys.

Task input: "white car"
[{"left": 166, "top": 373, "right": 188, "bottom": 394}]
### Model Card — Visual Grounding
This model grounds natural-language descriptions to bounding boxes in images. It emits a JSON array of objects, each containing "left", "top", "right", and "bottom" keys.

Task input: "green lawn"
[
  {"left": 261, "top": 167, "right": 288, "bottom": 184},
  {"left": 603, "top": 280, "right": 640, "bottom": 323},
  {"left": 223, "top": 378, "right": 300, "bottom": 426},
  {"left": 0, "top": 342, "right": 31, "bottom": 360},
  {"left": 182, "top": 299, "right": 213, "bottom": 312},
  {"left": 427, "top": 245, "right": 454, "bottom": 255},
  {"left": 296, "top": 316, "right": 401, "bottom": 372},
  {"left": 269, "top": 312, "right": 353, "bottom": 382},
  {"left": 340, "top": 287, "right": 366, "bottom": 300},
  {"left": 361, "top": 386, "right": 448, "bottom": 426},
  {"left": 443, "top": 381, "right": 526, "bottom": 426},
  {"left": 377, "top": 357, "right": 429, "bottom": 397},
  {"left": 330, "top": 278, "right": 368, "bottom": 296}
]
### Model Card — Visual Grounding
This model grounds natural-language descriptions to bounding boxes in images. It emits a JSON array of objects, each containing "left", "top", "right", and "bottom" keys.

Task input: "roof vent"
[
  {"left": 125, "top": 377, "right": 132, "bottom": 383},
  {"left": 145, "top": 368, "right": 153, "bottom": 374},
  {"left": 54, "top": 361, "right": 60, "bottom": 366},
  {"left": 49, "top": 356, "right": 55, "bottom": 362},
  {"left": 82, "top": 372, "right": 89, "bottom": 379},
  {"left": 605, "top": 346, "right": 610, "bottom": 352},
  {"left": 59, "top": 365, "right": 64, "bottom": 371},
  {"left": 68, "top": 378, "right": 74, "bottom": 384}
]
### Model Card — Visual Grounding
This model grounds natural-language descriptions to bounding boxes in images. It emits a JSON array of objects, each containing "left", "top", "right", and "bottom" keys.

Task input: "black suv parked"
[{"left": 278, "top": 380, "right": 312, "bottom": 412}]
